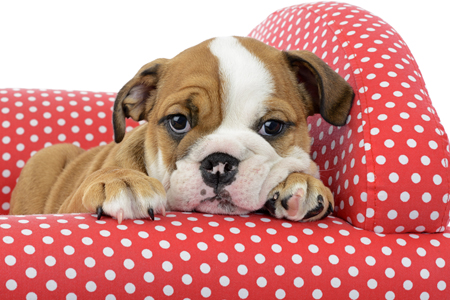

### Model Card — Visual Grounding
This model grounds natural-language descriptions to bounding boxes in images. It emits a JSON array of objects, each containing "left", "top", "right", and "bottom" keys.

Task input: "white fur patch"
[
  {"left": 146, "top": 150, "right": 171, "bottom": 190},
  {"left": 209, "top": 36, "right": 275, "bottom": 128},
  {"left": 102, "top": 189, "right": 166, "bottom": 220}
]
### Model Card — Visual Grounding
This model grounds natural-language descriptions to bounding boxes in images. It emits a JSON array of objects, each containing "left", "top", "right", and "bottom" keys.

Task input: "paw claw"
[
  {"left": 96, "top": 206, "right": 103, "bottom": 220},
  {"left": 117, "top": 209, "right": 124, "bottom": 224},
  {"left": 148, "top": 208, "right": 155, "bottom": 221}
]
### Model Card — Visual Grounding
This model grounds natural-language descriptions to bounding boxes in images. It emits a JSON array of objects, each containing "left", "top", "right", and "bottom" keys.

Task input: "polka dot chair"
[{"left": 1, "top": 2, "right": 449, "bottom": 299}]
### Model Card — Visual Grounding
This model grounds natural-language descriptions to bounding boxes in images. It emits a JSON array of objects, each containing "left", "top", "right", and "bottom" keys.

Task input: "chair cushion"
[
  {"left": 1, "top": 212, "right": 449, "bottom": 299},
  {"left": 249, "top": 2, "right": 450, "bottom": 233}
]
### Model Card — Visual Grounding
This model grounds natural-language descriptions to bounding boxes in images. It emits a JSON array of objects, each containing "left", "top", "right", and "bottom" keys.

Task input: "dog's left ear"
[
  {"left": 284, "top": 50, "right": 354, "bottom": 126},
  {"left": 113, "top": 58, "right": 168, "bottom": 143}
]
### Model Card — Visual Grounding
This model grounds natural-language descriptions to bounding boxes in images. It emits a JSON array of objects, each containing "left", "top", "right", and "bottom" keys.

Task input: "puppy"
[{"left": 10, "top": 36, "right": 354, "bottom": 223}]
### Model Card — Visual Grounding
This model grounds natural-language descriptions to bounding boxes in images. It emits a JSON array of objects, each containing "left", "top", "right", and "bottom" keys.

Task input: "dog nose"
[{"left": 200, "top": 153, "right": 239, "bottom": 192}]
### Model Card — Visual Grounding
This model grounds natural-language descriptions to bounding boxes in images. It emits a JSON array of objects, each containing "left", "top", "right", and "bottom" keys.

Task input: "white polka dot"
[
  {"left": 312, "top": 289, "right": 323, "bottom": 299},
  {"left": 290, "top": 277, "right": 303, "bottom": 289},
  {"left": 144, "top": 272, "right": 154, "bottom": 283},
  {"left": 388, "top": 209, "right": 398, "bottom": 220},
  {"left": 376, "top": 156, "right": 386, "bottom": 164},
  {"left": 308, "top": 244, "right": 319, "bottom": 253},
  {"left": 378, "top": 191, "right": 388, "bottom": 201},
  {"left": 6, "top": 279, "right": 17, "bottom": 291},
  {"left": 84, "top": 257, "right": 95, "bottom": 268},
  {"left": 220, "top": 276, "right": 230, "bottom": 287},
  {"left": 251, "top": 235, "right": 261, "bottom": 243},
  {"left": 303, "top": 228, "right": 313, "bottom": 235},
  {"left": 26, "top": 292, "right": 37, "bottom": 300},
  {"left": 411, "top": 173, "right": 421, "bottom": 184},
  {"left": 121, "top": 238, "right": 132, "bottom": 247},
  {"left": 103, "top": 247, "right": 114, "bottom": 257},
  {"left": 409, "top": 210, "right": 419, "bottom": 220},
  {"left": 65, "top": 268, "right": 77, "bottom": 279},
  {"left": 274, "top": 265, "right": 285, "bottom": 276},
  {"left": 438, "top": 281, "right": 447, "bottom": 291},
  {"left": 142, "top": 249, "right": 152, "bottom": 259},
  {"left": 368, "top": 279, "right": 377, "bottom": 289},
  {"left": 235, "top": 243, "right": 245, "bottom": 252},
  {"left": 345, "top": 245, "right": 355, "bottom": 254},
  {"left": 429, "top": 141, "right": 438, "bottom": 149},
  {"left": 5, "top": 255, "right": 16, "bottom": 266},
  {"left": 230, "top": 227, "right": 240, "bottom": 234},
  {"left": 288, "top": 235, "right": 298, "bottom": 243},
  {"left": 292, "top": 254, "right": 302, "bottom": 264},
  {"left": 385, "top": 268, "right": 395, "bottom": 278},
  {"left": 46, "top": 280, "right": 57, "bottom": 291},
  {"left": 255, "top": 254, "right": 265, "bottom": 264},
  {"left": 330, "top": 277, "right": 341, "bottom": 288},
  {"left": 328, "top": 255, "right": 339, "bottom": 265},
  {"left": 200, "top": 287, "right": 211, "bottom": 298},
  {"left": 257, "top": 277, "right": 267, "bottom": 288},
  {"left": 276, "top": 289, "right": 286, "bottom": 299},
  {"left": 162, "top": 261, "right": 173, "bottom": 272},
  {"left": 420, "top": 269, "right": 430, "bottom": 279},
  {"left": 428, "top": 210, "right": 440, "bottom": 221},
  {"left": 403, "top": 280, "right": 413, "bottom": 290},
  {"left": 348, "top": 266, "right": 359, "bottom": 277},
  {"left": 239, "top": 288, "right": 249, "bottom": 299},
  {"left": 124, "top": 283, "right": 136, "bottom": 294},
  {"left": 160, "top": 240, "right": 170, "bottom": 249},
  {"left": 163, "top": 285, "right": 174, "bottom": 296},
  {"left": 402, "top": 257, "right": 412, "bottom": 267},
  {"left": 365, "top": 256, "right": 376, "bottom": 266},
  {"left": 24, "top": 245, "right": 35, "bottom": 254},
  {"left": 26, "top": 267, "right": 37, "bottom": 279},
  {"left": 434, "top": 175, "right": 442, "bottom": 185},
  {"left": 105, "top": 270, "right": 116, "bottom": 281},
  {"left": 181, "top": 274, "right": 192, "bottom": 285},
  {"left": 415, "top": 247, "right": 426, "bottom": 257}
]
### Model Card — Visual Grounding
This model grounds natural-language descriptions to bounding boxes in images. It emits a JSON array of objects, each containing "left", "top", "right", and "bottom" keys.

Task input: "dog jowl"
[{"left": 10, "top": 36, "right": 354, "bottom": 223}]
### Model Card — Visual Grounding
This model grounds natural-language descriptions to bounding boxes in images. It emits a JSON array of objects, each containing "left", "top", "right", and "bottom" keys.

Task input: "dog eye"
[
  {"left": 258, "top": 120, "right": 284, "bottom": 136},
  {"left": 169, "top": 114, "right": 191, "bottom": 134}
]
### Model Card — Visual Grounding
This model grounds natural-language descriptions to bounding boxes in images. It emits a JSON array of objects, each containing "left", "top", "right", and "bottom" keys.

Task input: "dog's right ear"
[{"left": 113, "top": 58, "right": 168, "bottom": 143}]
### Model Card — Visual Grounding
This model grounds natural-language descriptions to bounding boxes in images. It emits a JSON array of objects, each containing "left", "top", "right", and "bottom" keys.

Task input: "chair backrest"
[{"left": 249, "top": 2, "right": 450, "bottom": 233}]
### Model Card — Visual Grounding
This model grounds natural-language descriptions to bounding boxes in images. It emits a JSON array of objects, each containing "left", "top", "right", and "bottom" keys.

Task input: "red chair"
[{"left": 1, "top": 2, "right": 449, "bottom": 299}]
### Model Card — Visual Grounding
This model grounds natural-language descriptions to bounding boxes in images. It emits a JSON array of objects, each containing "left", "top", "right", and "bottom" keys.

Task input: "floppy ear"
[
  {"left": 113, "top": 58, "right": 168, "bottom": 143},
  {"left": 284, "top": 50, "right": 354, "bottom": 126}
]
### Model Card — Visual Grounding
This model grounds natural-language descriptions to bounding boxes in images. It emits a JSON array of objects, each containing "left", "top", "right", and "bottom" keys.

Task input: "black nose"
[{"left": 200, "top": 153, "right": 239, "bottom": 193}]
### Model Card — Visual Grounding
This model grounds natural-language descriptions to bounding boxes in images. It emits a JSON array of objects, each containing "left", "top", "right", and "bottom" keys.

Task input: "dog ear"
[
  {"left": 113, "top": 58, "right": 168, "bottom": 143},
  {"left": 284, "top": 50, "right": 354, "bottom": 126}
]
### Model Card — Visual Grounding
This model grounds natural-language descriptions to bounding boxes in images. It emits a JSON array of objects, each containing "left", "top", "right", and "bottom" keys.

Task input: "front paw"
[
  {"left": 80, "top": 168, "right": 166, "bottom": 223},
  {"left": 264, "top": 173, "right": 333, "bottom": 222}
]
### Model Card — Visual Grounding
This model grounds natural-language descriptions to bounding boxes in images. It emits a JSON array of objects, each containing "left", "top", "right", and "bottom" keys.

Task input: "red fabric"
[
  {"left": 1, "top": 2, "right": 450, "bottom": 299},
  {"left": 1, "top": 213, "right": 449, "bottom": 299},
  {"left": 249, "top": 2, "right": 450, "bottom": 234}
]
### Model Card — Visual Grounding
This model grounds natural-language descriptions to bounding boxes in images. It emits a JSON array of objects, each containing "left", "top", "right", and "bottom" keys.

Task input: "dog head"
[{"left": 113, "top": 36, "right": 354, "bottom": 215}]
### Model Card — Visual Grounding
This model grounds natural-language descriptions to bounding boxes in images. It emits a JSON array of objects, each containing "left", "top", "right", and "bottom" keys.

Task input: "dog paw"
[
  {"left": 80, "top": 168, "right": 167, "bottom": 223},
  {"left": 264, "top": 173, "right": 334, "bottom": 222}
]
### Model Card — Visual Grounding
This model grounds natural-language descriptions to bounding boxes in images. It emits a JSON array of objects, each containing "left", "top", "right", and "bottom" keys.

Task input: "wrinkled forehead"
[{"left": 161, "top": 37, "right": 280, "bottom": 127}]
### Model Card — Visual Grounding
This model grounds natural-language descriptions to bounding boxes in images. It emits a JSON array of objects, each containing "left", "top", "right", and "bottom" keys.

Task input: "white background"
[{"left": 1, "top": 1, "right": 449, "bottom": 130}]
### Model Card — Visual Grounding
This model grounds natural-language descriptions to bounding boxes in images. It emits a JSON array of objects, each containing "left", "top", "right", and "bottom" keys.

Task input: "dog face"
[{"left": 113, "top": 36, "right": 353, "bottom": 215}]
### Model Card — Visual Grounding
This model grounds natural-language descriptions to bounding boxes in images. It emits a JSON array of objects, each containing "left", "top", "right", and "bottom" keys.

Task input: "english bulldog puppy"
[{"left": 10, "top": 36, "right": 354, "bottom": 223}]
